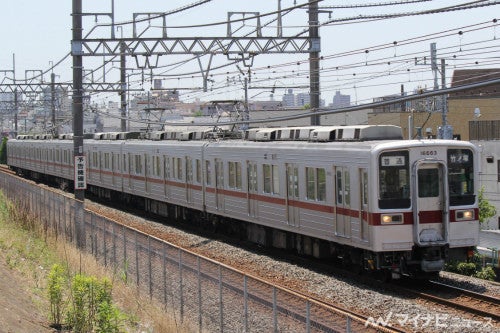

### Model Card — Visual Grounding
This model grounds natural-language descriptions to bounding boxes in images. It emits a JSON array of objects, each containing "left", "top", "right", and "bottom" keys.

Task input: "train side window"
[
  {"left": 135, "top": 154, "right": 142, "bottom": 174},
  {"left": 196, "top": 159, "right": 202, "bottom": 183},
  {"left": 205, "top": 160, "right": 212, "bottom": 185},
  {"left": 173, "top": 157, "right": 182, "bottom": 180},
  {"left": 228, "top": 161, "right": 242, "bottom": 189},
  {"left": 164, "top": 156, "right": 170, "bottom": 178},
  {"left": 186, "top": 157, "right": 193, "bottom": 182},
  {"left": 92, "top": 152, "right": 98, "bottom": 168},
  {"left": 104, "top": 153, "right": 110, "bottom": 169},
  {"left": 306, "top": 167, "right": 326, "bottom": 201},
  {"left": 263, "top": 164, "right": 279, "bottom": 194},
  {"left": 248, "top": 162, "right": 258, "bottom": 192},
  {"left": 336, "top": 170, "right": 343, "bottom": 204}
]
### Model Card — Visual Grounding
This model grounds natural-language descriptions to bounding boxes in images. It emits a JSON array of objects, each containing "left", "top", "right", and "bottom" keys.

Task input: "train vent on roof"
[
  {"left": 245, "top": 126, "right": 318, "bottom": 141},
  {"left": 310, "top": 125, "right": 403, "bottom": 142}
]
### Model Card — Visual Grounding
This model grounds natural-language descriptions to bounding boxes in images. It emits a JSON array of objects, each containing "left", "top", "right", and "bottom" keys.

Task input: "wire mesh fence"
[{"left": 0, "top": 172, "right": 377, "bottom": 332}]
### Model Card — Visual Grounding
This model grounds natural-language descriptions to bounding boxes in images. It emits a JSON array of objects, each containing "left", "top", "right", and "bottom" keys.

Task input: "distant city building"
[
  {"left": 331, "top": 91, "right": 350, "bottom": 109},
  {"left": 296, "top": 93, "right": 310, "bottom": 106},
  {"left": 282, "top": 89, "right": 296, "bottom": 107}
]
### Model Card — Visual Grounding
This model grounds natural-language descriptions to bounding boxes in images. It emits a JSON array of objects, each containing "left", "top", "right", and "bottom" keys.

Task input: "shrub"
[
  {"left": 474, "top": 266, "right": 497, "bottom": 281},
  {"left": 455, "top": 262, "right": 477, "bottom": 276},
  {"left": 48, "top": 264, "right": 66, "bottom": 326}
]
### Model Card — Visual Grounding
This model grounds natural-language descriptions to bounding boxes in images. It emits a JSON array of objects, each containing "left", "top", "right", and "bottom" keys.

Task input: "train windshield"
[
  {"left": 378, "top": 151, "right": 410, "bottom": 209},
  {"left": 448, "top": 149, "right": 475, "bottom": 206}
]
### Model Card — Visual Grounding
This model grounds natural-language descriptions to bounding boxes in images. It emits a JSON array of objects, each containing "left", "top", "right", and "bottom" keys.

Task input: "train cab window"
[
  {"left": 448, "top": 149, "right": 475, "bottom": 205},
  {"left": 379, "top": 151, "right": 410, "bottom": 209}
]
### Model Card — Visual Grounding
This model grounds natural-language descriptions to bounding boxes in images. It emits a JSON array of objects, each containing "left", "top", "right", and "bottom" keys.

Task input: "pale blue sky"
[{"left": 0, "top": 1, "right": 498, "bottom": 104}]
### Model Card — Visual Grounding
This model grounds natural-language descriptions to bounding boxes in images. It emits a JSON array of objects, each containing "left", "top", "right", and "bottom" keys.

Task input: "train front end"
[{"left": 371, "top": 140, "right": 479, "bottom": 279}]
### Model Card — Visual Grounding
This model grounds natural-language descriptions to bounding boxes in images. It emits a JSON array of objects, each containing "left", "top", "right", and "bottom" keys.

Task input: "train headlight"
[
  {"left": 381, "top": 214, "right": 403, "bottom": 224},
  {"left": 456, "top": 209, "right": 474, "bottom": 221}
]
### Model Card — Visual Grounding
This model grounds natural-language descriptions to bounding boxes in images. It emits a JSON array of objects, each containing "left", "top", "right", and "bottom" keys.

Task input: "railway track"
[{"left": 396, "top": 279, "right": 500, "bottom": 324}]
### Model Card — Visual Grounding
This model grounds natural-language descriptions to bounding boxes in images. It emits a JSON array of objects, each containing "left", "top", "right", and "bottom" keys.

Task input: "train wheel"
[{"left": 374, "top": 269, "right": 392, "bottom": 282}]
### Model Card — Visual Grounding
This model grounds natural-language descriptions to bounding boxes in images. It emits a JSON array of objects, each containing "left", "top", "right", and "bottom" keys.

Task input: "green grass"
[{"left": 0, "top": 190, "right": 190, "bottom": 332}]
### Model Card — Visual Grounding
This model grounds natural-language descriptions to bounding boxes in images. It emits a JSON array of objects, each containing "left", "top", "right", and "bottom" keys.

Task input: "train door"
[
  {"left": 247, "top": 161, "right": 259, "bottom": 218},
  {"left": 215, "top": 158, "right": 224, "bottom": 210},
  {"left": 335, "top": 167, "right": 351, "bottom": 238},
  {"left": 185, "top": 156, "right": 193, "bottom": 204},
  {"left": 286, "top": 164, "right": 300, "bottom": 226},
  {"left": 359, "top": 168, "right": 369, "bottom": 242},
  {"left": 413, "top": 161, "right": 448, "bottom": 245}
]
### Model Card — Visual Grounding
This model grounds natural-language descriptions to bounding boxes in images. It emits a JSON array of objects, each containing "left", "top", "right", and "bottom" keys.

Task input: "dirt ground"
[{"left": 0, "top": 252, "right": 55, "bottom": 333}]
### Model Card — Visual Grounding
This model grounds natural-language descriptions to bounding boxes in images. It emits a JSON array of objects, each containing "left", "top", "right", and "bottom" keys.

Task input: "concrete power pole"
[
  {"left": 309, "top": 0, "right": 320, "bottom": 125},
  {"left": 51, "top": 72, "right": 57, "bottom": 137},
  {"left": 120, "top": 42, "right": 127, "bottom": 132},
  {"left": 72, "top": 0, "right": 86, "bottom": 249}
]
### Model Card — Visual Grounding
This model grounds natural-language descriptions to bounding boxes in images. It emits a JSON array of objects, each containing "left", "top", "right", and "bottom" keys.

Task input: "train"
[{"left": 6, "top": 124, "right": 479, "bottom": 279}]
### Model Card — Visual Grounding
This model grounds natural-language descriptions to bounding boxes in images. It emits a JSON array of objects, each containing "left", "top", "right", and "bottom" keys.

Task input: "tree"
[
  {"left": 0, "top": 137, "right": 7, "bottom": 164},
  {"left": 478, "top": 186, "right": 496, "bottom": 228}
]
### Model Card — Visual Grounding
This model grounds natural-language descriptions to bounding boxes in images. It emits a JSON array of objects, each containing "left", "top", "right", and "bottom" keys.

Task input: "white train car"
[{"left": 7, "top": 125, "right": 480, "bottom": 279}]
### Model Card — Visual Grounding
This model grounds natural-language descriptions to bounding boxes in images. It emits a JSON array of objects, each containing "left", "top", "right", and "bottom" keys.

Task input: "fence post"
[
  {"left": 148, "top": 236, "right": 152, "bottom": 299},
  {"left": 135, "top": 231, "right": 139, "bottom": 287},
  {"left": 198, "top": 257, "right": 202, "bottom": 333},
  {"left": 306, "top": 300, "right": 310, "bottom": 333},
  {"left": 123, "top": 225, "right": 127, "bottom": 283},
  {"left": 273, "top": 286, "right": 277, "bottom": 333},
  {"left": 103, "top": 215, "right": 107, "bottom": 267},
  {"left": 112, "top": 222, "right": 117, "bottom": 267},
  {"left": 179, "top": 249, "right": 184, "bottom": 322},
  {"left": 244, "top": 275, "right": 248, "bottom": 333},
  {"left": 163, "top": 242, "right": 167, "bottom": 306},
  {"left": 219, "top": 265, "right": 223, "bottom": 333}
]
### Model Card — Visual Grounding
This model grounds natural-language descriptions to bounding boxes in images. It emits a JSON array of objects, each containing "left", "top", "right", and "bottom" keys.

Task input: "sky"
[{"left": 0, "top": 0, "right": 499, "bottom": 106}]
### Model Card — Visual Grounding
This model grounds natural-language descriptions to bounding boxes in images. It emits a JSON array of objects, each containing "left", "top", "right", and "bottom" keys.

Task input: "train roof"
[{"left": 26, "top": 125, "right": 401, "bottom": 143}]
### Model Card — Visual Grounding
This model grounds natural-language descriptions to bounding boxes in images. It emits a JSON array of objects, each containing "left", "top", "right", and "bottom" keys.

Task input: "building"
[
  {"left": 282, "top": 89, "right": 296, "bottom": 107},
  {"left": 331, "top": 91, "right": 350, "bottom": 109}
]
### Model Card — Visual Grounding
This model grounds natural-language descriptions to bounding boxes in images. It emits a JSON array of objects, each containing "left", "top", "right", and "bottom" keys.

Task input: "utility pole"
[
  {"left": 439, "top": 58, "right": 452, "bottom": 139},
  {"left": 309, "top": 0, "right": 320, "bottom": 125},
  {"left": 51, "top": 72, "right": 57, "bottom": 136},
  {"left": 72, "top": 0, "right": 86, "bottom": 249},
  {"left": 120, "top": 42, "right": 127, "bottom": 132}
]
